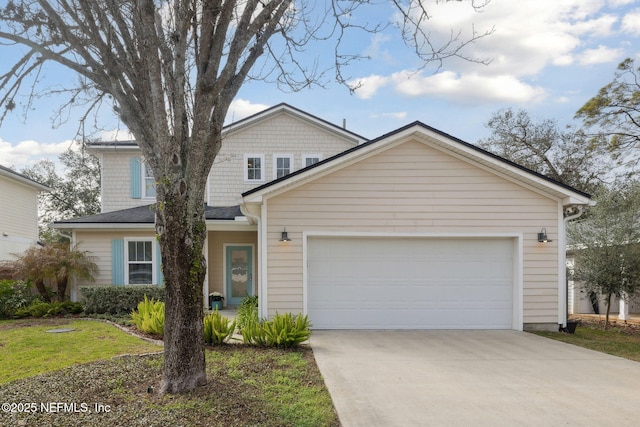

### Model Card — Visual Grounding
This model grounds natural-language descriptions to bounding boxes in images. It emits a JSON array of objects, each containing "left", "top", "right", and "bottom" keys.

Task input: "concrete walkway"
[{"left": 311, "top": 330, "right": 640, "bottom": 426}]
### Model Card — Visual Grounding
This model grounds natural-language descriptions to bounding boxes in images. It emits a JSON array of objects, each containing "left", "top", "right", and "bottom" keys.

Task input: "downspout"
[{"left": 561, "top": 206, "right": 585, "bottom": 329}]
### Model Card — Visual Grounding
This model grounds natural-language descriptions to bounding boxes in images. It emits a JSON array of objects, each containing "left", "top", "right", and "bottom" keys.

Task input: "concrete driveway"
[{"left": 310, "top": 330, "right": 640, "bottom": 426}]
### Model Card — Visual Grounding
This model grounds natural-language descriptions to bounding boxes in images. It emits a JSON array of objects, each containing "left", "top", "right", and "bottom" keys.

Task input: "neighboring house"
[
  {"left": 567, "top": 257, "right": 640, "bottom": 319},
  {"left": 0, "top": 164, "right": 50, "bottom": 262},
  {"left": 54, "top": 104, "right": 592, "bottom": 332}
]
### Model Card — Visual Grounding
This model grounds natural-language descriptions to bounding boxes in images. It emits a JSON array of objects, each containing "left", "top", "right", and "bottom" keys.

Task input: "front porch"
[{"left": 203, "top": 228, "right": 258, "bottom": 311}]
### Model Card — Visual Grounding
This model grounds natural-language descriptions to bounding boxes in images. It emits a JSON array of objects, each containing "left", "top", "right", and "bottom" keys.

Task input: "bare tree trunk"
[
  {"left": 56, "top": 276, "right": 67, "bottom": 302},
  {"left": 156, "top": 164, "right": 208, "bottom": 394},
  {"left": 34, "top": 279, "right": 51, "bottom": 303}
]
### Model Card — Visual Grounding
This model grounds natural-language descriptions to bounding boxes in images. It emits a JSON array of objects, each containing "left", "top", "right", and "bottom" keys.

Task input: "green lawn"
[
  {"left": 534, "top": 324, "right": 640, "bottom": 362},
  {"left": 0, "top": 318, "right": 339, "bottom": 426},
  {"left": 0, "top": 318, "right": 161, "bottom": 384}
]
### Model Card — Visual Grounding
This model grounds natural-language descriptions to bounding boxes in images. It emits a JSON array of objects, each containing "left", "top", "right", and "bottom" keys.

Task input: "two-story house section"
[
  {"left": 54, "top": 104, "right": 593, "bottom": 331},
  {"left": 0, "top": 165, "right": 50, "bottom": 261},
  {"left": 54, "top": 103, "right": 367, "bottom": 303}
]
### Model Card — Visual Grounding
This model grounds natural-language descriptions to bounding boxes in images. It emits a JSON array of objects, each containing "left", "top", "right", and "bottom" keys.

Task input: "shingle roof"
[{"left": 55, "top": 204, "right": 242, "bottom": 224}]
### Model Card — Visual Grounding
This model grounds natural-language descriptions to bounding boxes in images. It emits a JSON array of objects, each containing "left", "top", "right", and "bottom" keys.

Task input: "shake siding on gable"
[
  {"left": 100, "top": 151, "right": 149, "bottom": 213},
  {"left": 210, "top": 113, "right": 357, "bottom": 206},
  {"left": 263, "top": 140, "right": 561, "bottom": 324}
]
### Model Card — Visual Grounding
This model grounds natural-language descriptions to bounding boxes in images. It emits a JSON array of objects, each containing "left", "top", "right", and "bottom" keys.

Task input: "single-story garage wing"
[{"left": 241, "top": 122, "right": 592, "bottom": 331}]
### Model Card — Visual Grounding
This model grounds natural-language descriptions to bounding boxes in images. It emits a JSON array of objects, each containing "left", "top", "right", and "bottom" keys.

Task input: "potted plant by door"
[{"left": 209, "top": 292, "right": 224, "bottom": 310}]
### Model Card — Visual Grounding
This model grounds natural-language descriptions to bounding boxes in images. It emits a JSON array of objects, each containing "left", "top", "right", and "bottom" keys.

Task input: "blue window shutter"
[
  {"left": 155, "top": 240, "right": 164, "bottom": 285},
  {"left": 111, "top": 239, "right": 125, "bottom": 285},
  {"left": 130, "top": 158, "right": 141, "bottom": 199}
]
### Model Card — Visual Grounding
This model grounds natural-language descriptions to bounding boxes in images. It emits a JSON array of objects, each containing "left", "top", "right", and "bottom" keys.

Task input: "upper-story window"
[
  {"left": 303, "top": 154, "right": 322, "bottom": 167},
  {"left": 273, "top": 154, "right": 294, "bottom": 179},
  {"left": 130, "top": 157, "right": 156, "bottom": 200},
  {"left": 244, "top": 154, "right": 265, "bottom": 182},
  {"left": 143, "top": 161, "right": 156, "bottom": 198}
]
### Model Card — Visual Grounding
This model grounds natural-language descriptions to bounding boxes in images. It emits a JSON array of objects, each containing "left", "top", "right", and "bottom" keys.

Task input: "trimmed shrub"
[
  {"left": 80, "top": 285, "right": 164, "bottom": 314},
  {"left": 203, "top": 310, "right": 236, "bottom": 345},
  {"left": 131, "top": 295, "right": 165, "bottom": 336},
  {"left": 0, "top": 280, "right": 41, "bottom": 319},
  {"left": 13, "top": 300, "right": 83, "bottom": 318}
]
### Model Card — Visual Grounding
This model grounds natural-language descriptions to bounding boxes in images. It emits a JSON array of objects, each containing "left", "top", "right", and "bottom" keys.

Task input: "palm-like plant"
[{"left": 12, "top": 243, "right": 98, "bottom": 302}]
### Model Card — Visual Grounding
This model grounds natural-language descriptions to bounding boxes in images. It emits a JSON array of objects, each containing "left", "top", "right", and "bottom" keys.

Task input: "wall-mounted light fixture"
[
  {"left": 537, "top": 228, "right": 552, "bottom": 243},
  {"left": 279, "top": 228, "right": 291, "bottom": 242},
  {"left": 2, "top": 232, "right": 8, "bottom": 237}
]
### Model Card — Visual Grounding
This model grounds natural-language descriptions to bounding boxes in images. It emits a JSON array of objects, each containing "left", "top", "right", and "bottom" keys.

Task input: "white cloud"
[
  {"left": 0, "top": 138, "right": 75, "bottom": 171},
  {"left": 391, "top": 70, "right": 546, "bottom": 104},
  {"left": 350, "top": 75, "right": 390, "bottom": 99},
  {"left": 96, "top": 129, "right": 135, "bottom": 142},
  {"left": 226, "top": 99, "right": 270, "bottom": 123},
  {"left": 577, "top": 45, "right": 624, "bottom": 64},
  {"left": 351, "top": 0, "right": 629, "bottom": 105},
  {"left": 621, "top": 9, "right": 640, "bottom": 34},
  {"left": 370, "top": 111, "right": 407, "bottom": 120}
]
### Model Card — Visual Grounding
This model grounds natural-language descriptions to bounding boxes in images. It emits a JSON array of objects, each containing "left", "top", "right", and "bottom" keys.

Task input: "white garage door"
[{"left": 307, "top": 237, "right": 515, "bottom": 329}]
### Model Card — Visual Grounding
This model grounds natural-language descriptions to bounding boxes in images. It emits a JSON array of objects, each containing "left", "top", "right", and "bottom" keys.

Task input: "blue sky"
[{"left": 1, "top": 0, "right": 640, "bottom": 171}]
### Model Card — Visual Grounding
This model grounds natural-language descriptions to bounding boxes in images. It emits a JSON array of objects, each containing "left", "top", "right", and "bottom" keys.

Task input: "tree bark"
[{"left": 155, "top": 146, "right": 209, "bottom": 394}]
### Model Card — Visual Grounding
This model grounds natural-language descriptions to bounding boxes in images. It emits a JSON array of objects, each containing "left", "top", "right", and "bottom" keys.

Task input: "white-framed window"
[
  {"left": 302, "top": 154, "right": 322, "bottom": 167},
  {"left": 244, "top": 154, "right": 265, "bottom": 182},
  {"left": 143, "top": 161, "right": 156, "bottom": 198},
  {"left": 124, "top": 238, "right": 156, "bottom": 284},
  {"left": 273, "top": 154, "right": 294, "bottom": 179}
]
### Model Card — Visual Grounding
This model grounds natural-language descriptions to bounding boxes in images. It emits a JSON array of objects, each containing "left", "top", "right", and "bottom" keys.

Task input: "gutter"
[{"left": 561, "top": 205, "right": 587, "bottom": 330}]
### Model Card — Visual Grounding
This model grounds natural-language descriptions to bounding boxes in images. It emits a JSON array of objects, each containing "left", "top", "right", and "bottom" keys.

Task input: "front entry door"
[{"left": 226, "top": 245, "right": 253, "bottom": 306}]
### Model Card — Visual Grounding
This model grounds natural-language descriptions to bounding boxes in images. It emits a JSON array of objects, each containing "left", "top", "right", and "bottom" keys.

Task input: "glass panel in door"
[{"left": 226, "top": 246, "right": 253, "bottom": 306}]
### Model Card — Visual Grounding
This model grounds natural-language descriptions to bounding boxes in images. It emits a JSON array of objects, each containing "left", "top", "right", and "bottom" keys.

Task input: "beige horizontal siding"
[
  {"left": 74, "top": 230, "right": 155, "bottom": 286},
  {"left": 0, "top": 176, "right": 39, "bottom": 241},
  {"left": 264, "top": 139, "right": 561, "bottom": 324}
]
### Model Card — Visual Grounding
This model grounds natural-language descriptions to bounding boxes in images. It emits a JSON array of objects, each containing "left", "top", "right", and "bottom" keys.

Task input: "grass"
[
  {"left": 0, "top": 318, "right": 339, "bottom": 426},
  {"left": 534, "top": 320, "right": 640, "bottom": 362},
  {"left": 0, "top": 318, "right": 161, "bottom": 384}
]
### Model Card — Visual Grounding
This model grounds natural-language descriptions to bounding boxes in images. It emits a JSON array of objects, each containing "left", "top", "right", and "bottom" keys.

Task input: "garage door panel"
[{"left": 307, "top": 237, "right": 515, "bottom": 329}]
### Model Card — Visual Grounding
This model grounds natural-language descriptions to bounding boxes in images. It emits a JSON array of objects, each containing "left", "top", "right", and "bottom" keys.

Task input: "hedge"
[{"left": 80, "top": 285, "right": 165, "bottom": 315}]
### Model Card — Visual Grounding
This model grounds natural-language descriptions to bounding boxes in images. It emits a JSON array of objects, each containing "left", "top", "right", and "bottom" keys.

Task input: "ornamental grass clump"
[
  {"left": 203, "top": 310, "right": 236, "bottom": 345},
  {"left": 243, "top": 312, "right": 311, "bottom": 348},
  {"left": 131, "top": 295, "right": 165, "bottom": 336}
]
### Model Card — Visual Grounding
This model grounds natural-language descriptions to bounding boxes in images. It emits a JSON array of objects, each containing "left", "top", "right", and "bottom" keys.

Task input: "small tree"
[
  {"left": 479, "top": 108, "right": 607, "bottom": 194},
  {"left": 21, "top": 146, "right": 101, "bottom": 242},
  {"left": 568, "top": 182, "right": 640, "bottom": 329},
  {"left": 576, "top": 58, "right": 640, "bottom": 166},
  {"left": 12, "top": 242, "right": 98, "bottom": 302}
]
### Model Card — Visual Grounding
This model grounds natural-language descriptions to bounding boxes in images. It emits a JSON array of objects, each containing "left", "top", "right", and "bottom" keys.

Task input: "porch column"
[
  {"left": 619, "top": 293, "right": 630, "bottom": 321},
  {"left": 202, "top": 232, "right": 209, "bottom": 310}
]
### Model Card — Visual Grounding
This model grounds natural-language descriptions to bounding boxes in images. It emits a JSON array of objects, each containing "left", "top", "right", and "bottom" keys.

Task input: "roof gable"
[
  {"left": 0, "top": 164, "right": 51, "bottom": 192},
  {"left": 242, "top": 122, "right": 591, "bottom": 207},
  {"left": 87, "top": 103, "right": 368, "bottom": 151},
  {"left": 223, "top": 103, "right": 368, "bottom": 144}
]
